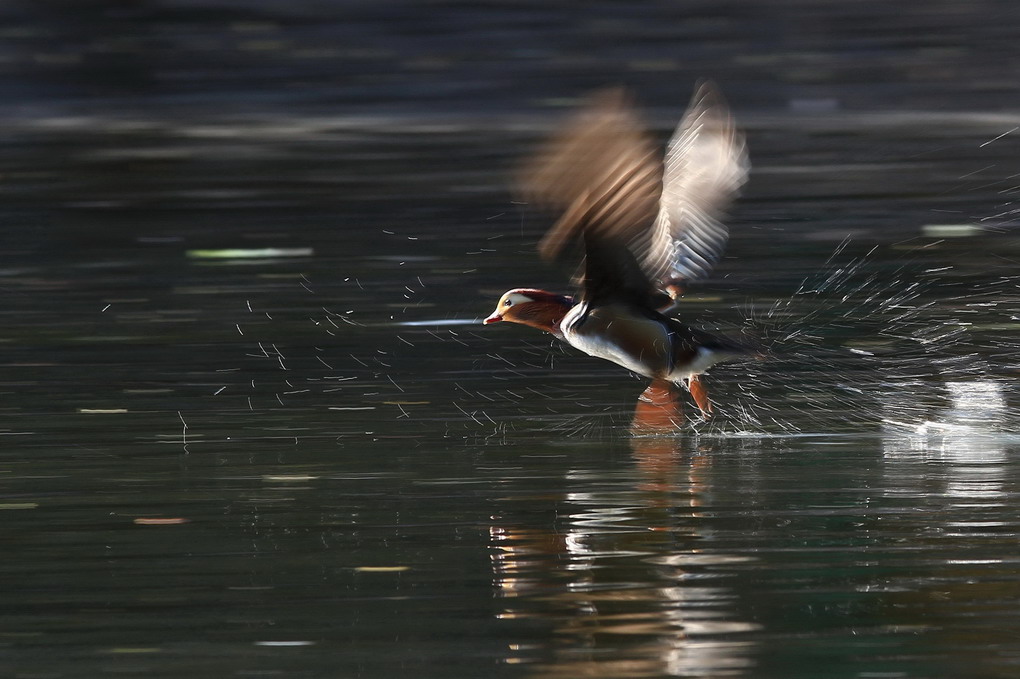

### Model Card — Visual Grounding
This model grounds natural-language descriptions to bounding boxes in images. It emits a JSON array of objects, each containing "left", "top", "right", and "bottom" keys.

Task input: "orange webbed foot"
[{"left": 687, "top": 375, "right": 713, "bottom": 418}]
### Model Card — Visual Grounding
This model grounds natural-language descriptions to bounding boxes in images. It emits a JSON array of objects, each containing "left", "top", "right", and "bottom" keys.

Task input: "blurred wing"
[
  {"left": 643, "top": 81, "right": 749, "bottom": 285},
  {"left": 517, "top": 84, "right": 747, "bottom": 304},
  {"left": 518, "top": 89, "right": 662, "bottom": 273}
]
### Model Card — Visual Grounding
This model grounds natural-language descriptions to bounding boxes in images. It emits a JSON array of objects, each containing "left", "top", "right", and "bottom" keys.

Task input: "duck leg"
[
  {"left": 632, "top": 378, "right": 684, "bottom": 432},
  {"left": 687, "top": 375, "right": 713, "bottom": 417}
]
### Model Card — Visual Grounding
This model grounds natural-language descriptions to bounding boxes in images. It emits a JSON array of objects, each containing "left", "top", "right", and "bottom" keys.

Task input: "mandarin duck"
[{"left": 484, "top": 82, "right": 752, "bottom": 420}]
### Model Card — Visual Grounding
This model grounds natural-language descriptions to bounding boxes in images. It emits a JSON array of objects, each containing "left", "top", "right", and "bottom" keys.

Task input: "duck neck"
[{"left": 523, "top": 299, "right": 572, "bottom": 337}]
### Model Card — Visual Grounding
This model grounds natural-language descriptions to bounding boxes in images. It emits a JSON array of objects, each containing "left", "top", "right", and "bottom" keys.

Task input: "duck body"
[
  {"left": 484, "top": 82, "right": 753, "bottom": 419},
  {"left": 561, "top": 301, "right": 748, "bottom": 382},
  {"left": 562, "top": 301, "right": 674, "bottom": 379},
  {"left": 485, "top": 288, "right": 752, "bottom": 413}
]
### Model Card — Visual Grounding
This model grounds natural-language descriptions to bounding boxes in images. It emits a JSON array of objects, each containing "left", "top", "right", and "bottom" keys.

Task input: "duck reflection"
[
  {"left": 632, "top": 378, "right": 687, "bottom": 435},
  {"left": 490, "top": 429, "right": 758, "bottom": 677}
]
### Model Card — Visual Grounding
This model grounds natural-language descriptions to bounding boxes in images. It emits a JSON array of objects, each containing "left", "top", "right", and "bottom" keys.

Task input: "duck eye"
[{"left": 503, "top": 299, "right": 513, "bottom": 307}]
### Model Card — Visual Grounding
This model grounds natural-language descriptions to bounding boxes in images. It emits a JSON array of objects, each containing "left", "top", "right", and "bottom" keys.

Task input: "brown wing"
[{"left": 517, "top": 88, "right": 663, "bottom": 268}]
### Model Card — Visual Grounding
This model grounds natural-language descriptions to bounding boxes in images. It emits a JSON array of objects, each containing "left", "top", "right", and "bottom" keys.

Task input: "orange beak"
[{"left": 483, "top": 312, "right": 502, "bottom": 325}]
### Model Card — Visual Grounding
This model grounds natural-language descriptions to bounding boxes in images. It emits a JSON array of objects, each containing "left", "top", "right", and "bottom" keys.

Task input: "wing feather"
[{"left": 645, "top": 81, "right": 749, "bottom": 285}]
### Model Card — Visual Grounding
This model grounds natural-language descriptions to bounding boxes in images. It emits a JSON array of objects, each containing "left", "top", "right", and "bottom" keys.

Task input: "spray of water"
[{"left": 712, "top": 238, "right": 1017, "bottom": 436}]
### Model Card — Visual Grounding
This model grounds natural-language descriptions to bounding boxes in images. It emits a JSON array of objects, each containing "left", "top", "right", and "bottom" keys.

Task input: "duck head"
[{"left": 483, "top": 289, "right": 573, "bottom": 335}]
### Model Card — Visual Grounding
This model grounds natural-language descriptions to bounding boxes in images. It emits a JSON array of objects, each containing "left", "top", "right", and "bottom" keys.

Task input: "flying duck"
[{"left": 484, "top": 82, "right": 752, "bottom": 420}]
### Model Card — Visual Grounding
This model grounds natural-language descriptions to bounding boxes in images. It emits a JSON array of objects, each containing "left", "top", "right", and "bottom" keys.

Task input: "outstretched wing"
[
  {"left": 517, "top": 83, "right": 747, "bottom": 304},
  {"left": 644, "top": 82, "right": 748, "bottom": 285}
]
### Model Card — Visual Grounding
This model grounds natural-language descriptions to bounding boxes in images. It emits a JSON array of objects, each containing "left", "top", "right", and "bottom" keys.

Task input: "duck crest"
[{"left": 508, "top": 288, "right": 573, "bottom": 305}]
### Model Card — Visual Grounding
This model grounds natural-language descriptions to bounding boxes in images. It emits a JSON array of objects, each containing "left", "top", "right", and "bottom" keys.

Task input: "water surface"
[{"left": 1, "top": 3, "right": 1020, "bottom": 677}]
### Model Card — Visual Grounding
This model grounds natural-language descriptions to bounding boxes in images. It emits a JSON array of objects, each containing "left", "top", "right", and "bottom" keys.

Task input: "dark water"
[{"left": 2, "top": 2, "right": 1020, "bottom": 678}]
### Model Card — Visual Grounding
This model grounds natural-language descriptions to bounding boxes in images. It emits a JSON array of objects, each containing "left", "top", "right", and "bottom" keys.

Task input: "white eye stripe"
[{"left": 504, "top": 292, "right": 534, "bottom": 306}]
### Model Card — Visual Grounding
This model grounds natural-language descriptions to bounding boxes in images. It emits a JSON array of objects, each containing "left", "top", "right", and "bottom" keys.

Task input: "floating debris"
[
  {"left": 921, "top": 224, "right": 982, "bottom": 237},
  {"left": 186, "top": 247, "right": 314, "bottom": 259}
]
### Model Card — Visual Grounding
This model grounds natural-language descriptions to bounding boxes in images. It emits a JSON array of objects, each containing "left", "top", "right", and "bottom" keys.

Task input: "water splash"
[{"left": 718, "top": 239, "right": 1017, "bottom": 435}]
